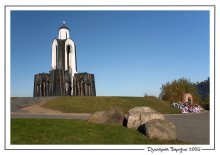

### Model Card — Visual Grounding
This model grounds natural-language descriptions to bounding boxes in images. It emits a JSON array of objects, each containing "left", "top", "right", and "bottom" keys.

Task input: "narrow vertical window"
[
  {"left": 67, "top": 45, "right": 71, "bottom": 70},
  {"left": 56, "top": 45, "right": 58, "bottom": 67}
]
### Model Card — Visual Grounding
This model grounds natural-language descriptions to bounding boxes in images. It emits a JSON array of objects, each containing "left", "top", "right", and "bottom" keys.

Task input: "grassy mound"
[
  {"left": 42, "top": 96, "right": 180, "bottom": 114},
  {"left": 11, "top": 118, "right": 185, "bottom": 144}
]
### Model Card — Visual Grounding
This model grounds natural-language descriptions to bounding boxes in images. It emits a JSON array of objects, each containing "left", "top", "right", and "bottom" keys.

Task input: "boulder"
[
  {"left": 128, "top": 106, "right": 156, "bottom": 114},
  {"left": 88, "top": 111, "right": 107, "bottom": 124},
  {"left": 144, "top": 119, "right": 177, "bottom": 140},
  {"left": 88, "top": 107, "right": 124, "bottom": 125},
  {"left": 127, "top": 106, "right": 165, "bottom": 129}
]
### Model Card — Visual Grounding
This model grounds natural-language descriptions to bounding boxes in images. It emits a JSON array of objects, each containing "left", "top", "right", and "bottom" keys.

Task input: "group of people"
[{"left": 171, "top": 102, "right": 204, "bottom": 113}]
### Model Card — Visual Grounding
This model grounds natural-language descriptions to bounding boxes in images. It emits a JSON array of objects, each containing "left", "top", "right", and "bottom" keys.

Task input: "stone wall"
[
  {"left": 33, "top": 73, "right": 50, "bottom": 97},
  {"left": 33, "top": 70, "right": 96, "bottom": 97},
  {"left": 73, "top": 73, "right": 96, "bottom": 96},
  {"left": 182, "top": 93, "right": 193, "bottom": 104}
]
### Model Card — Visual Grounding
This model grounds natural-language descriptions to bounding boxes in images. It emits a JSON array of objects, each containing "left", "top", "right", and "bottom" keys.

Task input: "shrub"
[
  {"left": 160, "top": 78, "right": 201, "bottom": 104},
  {"left": 200, "top": 96, "right": 210, "bottom": 110},
  {"left": 196, "top": 78, "right": 210, "bottom": 110}
]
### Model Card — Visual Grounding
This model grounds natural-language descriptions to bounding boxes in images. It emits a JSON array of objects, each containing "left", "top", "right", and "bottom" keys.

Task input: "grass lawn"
[
  {"left": 11, "top": 118, "right": 185, "bottom": 144},
  {"left": 42, "top": 96, "right": 181, "bottom": 114}
]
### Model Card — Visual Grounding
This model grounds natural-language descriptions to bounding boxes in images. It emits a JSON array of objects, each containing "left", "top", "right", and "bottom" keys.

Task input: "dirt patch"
[{"left": 21, "top": 102, "right": 64, "bottom": 115}]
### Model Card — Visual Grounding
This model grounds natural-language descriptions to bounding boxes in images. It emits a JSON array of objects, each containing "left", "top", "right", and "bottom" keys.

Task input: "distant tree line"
[
  {"left": 195, "top": 78, "right": 210, "bottom": 110},
  {"left": 159, "top": 77, "right": 210, "bottom": 110}
]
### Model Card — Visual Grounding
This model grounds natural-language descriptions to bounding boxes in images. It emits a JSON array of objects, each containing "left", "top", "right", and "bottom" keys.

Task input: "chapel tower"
[
  {"left": 52, "top": 22, "right": 77, "bottom": 76},
  {"left": 33, "top": 22, "right": 96, "bottom": 97}
]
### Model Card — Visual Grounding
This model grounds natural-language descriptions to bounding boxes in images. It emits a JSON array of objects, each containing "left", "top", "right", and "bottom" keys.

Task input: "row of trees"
[
  {"left": 159, "top": 78, "right": 210, "bottom": 110},
  {"left": 196, "top": 78, "right": 210, "bottom": 110}
]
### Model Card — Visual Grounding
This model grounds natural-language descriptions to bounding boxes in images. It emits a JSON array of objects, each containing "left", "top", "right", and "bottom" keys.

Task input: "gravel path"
[
  {"left": 11, "top": 97, "right": 91, "bottom": 120},
  {"left": 11, "top": 97, "right": 58, "bottom": 113}
]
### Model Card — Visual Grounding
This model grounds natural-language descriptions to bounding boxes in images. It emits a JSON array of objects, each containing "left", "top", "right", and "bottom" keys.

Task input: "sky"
[{"left": 11, "top": 10, "right": 210, "bottom": 97}]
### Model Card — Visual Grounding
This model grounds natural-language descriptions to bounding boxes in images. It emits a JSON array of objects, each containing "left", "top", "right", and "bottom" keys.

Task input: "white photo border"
[{"left": 5, "top": 5, "right": 215, "bottom": 152}]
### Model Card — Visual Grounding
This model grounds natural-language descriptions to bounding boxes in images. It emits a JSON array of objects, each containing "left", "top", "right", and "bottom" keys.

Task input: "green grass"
[
  {"left": 11, "top": 118, "right": 185, "bottom": 144},
  {"left": 42, "top": 96, "right": 181, "bottom": 114}
]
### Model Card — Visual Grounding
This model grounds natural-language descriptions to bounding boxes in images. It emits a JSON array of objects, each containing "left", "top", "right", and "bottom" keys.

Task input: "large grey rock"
[
  {"left": 127, "top": 106, "right": 165, "bottom": 129},
  {"left": 88, "top": 107, "right": 124, "bottom": 125},
  {"left": 144, "top": 119, "right": 177, "bottom": 140},
  {"left": 128, "top": 106, "right": 156, "bottom": 114}
]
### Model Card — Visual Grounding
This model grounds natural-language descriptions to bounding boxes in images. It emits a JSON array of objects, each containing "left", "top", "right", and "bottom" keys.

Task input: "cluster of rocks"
[{"left": 88, "top": 106, "right": 177, "bottom": 141}]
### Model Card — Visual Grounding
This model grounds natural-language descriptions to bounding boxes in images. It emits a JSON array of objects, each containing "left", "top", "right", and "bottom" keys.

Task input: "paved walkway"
[
  {"left": 165, "top": 112, "right": 209, "bottom": 144},
  {"left": 11, "top": 97, "right": 210, "bottom": 144}
]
